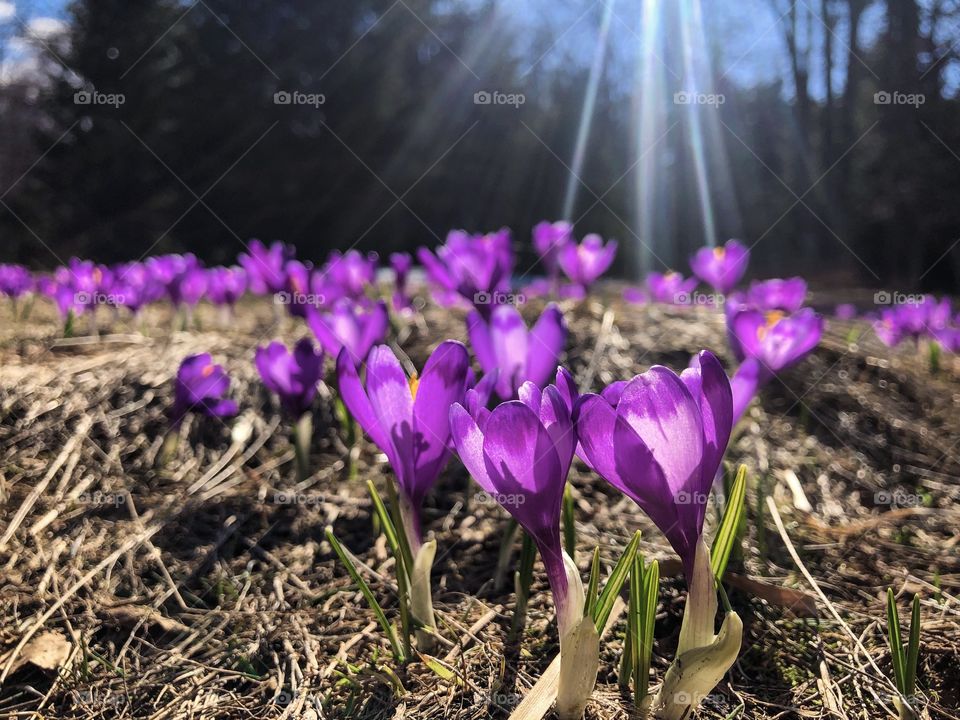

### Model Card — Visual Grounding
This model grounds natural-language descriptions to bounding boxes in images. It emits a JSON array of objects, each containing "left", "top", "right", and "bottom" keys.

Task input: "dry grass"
[{"left": 1, "top": 286, "right": 959, "bottom": 719}]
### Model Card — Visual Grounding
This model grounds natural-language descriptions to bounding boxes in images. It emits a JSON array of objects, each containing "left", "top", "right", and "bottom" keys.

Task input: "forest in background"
[{"left": 1, "top": 0, "right": 959, "bottom": 290}]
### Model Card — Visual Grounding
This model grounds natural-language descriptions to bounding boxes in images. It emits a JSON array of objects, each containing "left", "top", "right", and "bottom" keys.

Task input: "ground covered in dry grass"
[{"left": 1, "top": 286, "right": 959, "bottom": 719}]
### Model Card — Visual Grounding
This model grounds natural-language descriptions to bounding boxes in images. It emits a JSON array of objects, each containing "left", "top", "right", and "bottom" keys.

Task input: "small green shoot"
[
  {"left": 326, "top": 526, "right": 406, "bottom": 662},
  {"left": 592, "top": 530, "right": 641, "bottom": 632},
  {"left": 712, "top": 464, "right": 747, "bottom": 582},
  {"left": 886, "top": 588, "right": 922, "bottom": 718}
]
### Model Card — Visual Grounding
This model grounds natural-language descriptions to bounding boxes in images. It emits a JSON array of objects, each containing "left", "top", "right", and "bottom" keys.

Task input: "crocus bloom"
[
  {"left": 417, "top": 228, "right": 513, "bottom": 314},
  {"left": 835, "top": 303, "right": 857, "bottom": 320},
  {"left": 307, "top": 299, "right": 389, "bottom": 364},
  {"left": 321, "top": 250, "right": 378, "bottom": 299},
  {"left": 689, "top": 239, "right": 749, "bottom": 294},
  {"left": 575, "top": 352, "right": 741, "bottom": 719},
  {"left": 0, "top": 264, "right": 33, "bottom": 299},
  {"left": 238, "top": 239, "right": 295, "bottom": 295},
  {"left": 450, "top": 373, "right": 596, "bottom": 720},
  {"left": 557, "top": 234, "right": 617, "bottom": 292},
  {"left": 744, "top": 277, "right": 807, "bottom": 313},
  {"left": 646, "top": 271, "right": 698, "bottom": 304},
  {"left": 727, "top": 307, "right": 823, "bottom": 422},
  {"left": 575, "top": 351, "right": 732, "bottom": 576},
  {"left": 337, "top": 340, "right": 472, "bottom": 548},
  {"left": 467, "top": 303, "right": 567, "bottom": 400},
  {"left": 171, "top": 354, "right": 239, "bottom": 425},
  {"left": 623, "top": 287, "right": 649, "bottom": 304},
  {"left": 255, "top": 339, "right": 324, "bottom": 417},
  {"left": 168, "top": 265, "right": 208, "bottom": 309},
  {"left": 532, "top": 220, "right": 573, "bottom": 276},
  {"left": 206, "top": 267, "right": 247, "bottom": 307},
  {"left": 873, "top": 311, "right": 904, "bottom": 347}
]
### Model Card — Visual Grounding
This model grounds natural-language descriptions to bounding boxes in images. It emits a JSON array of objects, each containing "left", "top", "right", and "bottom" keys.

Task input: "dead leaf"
[{"left": 8, "top": 631, "right": 71, "bottom": 673}]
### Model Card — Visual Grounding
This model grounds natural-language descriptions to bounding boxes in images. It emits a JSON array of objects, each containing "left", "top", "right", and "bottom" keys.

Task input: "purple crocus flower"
[
  {"left": 390, "top": 252, "right": 414, "bottom": 314},
  {"left": 557, "top": 233, "right": 617, "bottom": 292},
  {"left": 647, "top": 271, "right": 699, "bottom": 304},
  {"left": 171, "top": 353, "right": 239, "bottom": 425},
  {"left": 38, "top": 276, "right": 81, "bottom": 319},
  {"left": 744, "top": 277, "right": 807, "bottom": 313},
  {"left": 727, "top": 308, "right": 823, "bottom": 421},
  {"left": 417, "top": 229, "right": 513, "bottom": 314},
  {"left": 575, "top": 351, "right": 732, "bottom": 576},
  {"left": 321, "top": 250, "right": 378, "bottom": 299},
  {"left": 206, "top": 267, "right": 247, "bottom": 307},
  {"left": 238, "top": 239, "right": 295, "bottom": 295},
  {"left": 306, "top": 299, "right": 389, "bottom": 364},
  {"left": 689, "top": 239, "right": 749, "bottom": 294},
  {"left": 449, "top": 374, "right": 578, "bottom": 631},
  {"left": 0, "top": 264, "right": 33, "bottom": 299},
  {"left": 532, "top": 220, "right": 574, "bottom": 276},
  {"left": 834, "top": 303, "right": 857, "bottom": 320},
  {"left": 169, "top": 265, "right": 208, "bottom": 308},
  {"left": 255, "top": 339, "right": 324, "bottom": 417},
  {"left": 337, "top": 340, "right": 472, "bottom": 548},
  {"left": 467, "top": 303, "right": 567, "bottom": 400},
  {"left": 873, "top": 311, "right": 904, "bottom": 347}
]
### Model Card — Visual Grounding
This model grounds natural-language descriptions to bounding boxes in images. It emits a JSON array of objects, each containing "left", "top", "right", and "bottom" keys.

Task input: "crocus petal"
[
  {"left": 336, "top": 347, "right": 397, "bottom": 470},
  {"left": 449, "top": 403, "right": 496, "bottom": 494},
  {"left": 609, "top": 414, "right": 695, "bottom": 564},
  {"left": 489, "top": 305, "right": 529, "bottom": 398},
  {"left": 410, "top": 340, "right": 470, "bottom": 502},
  {"left": 481, "top": 401, "right": 563, "bottom": 542},
  {"left": 364, "top": 346, "right": 415, "bottom": 491},
  {"left": 681, "top": 351, "right": 733, "bottom": 489},
  {"left": 466, "top": 310, "right": 497, "bottom": 376},
  {"left": 730, "top": 358, "right": 765, "bottom": 424},
  {"left": 525, "top": 303, "right": 566, "bottom": 389},
  {"left": 617, "top": 368, "right": 704, "bottom": 502},
  {"left": 574, "top": 393, "right": 620, "bottom": 478}
]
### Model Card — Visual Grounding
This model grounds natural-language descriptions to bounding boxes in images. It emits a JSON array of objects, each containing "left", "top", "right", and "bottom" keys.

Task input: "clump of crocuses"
[
  {"left": 337, "top": 340, "right": 477, "bottom": 649},
  {"left": 576, "top": 351, "right": 742, "bottom": 719},
  {"left": 256, "top": 338, "right": 324, "bottom": 481}
]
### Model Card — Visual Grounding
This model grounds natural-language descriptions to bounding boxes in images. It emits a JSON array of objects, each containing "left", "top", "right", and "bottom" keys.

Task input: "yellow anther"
[{"left": 409, "top": 373, "right": 419, "bottom": 400}]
